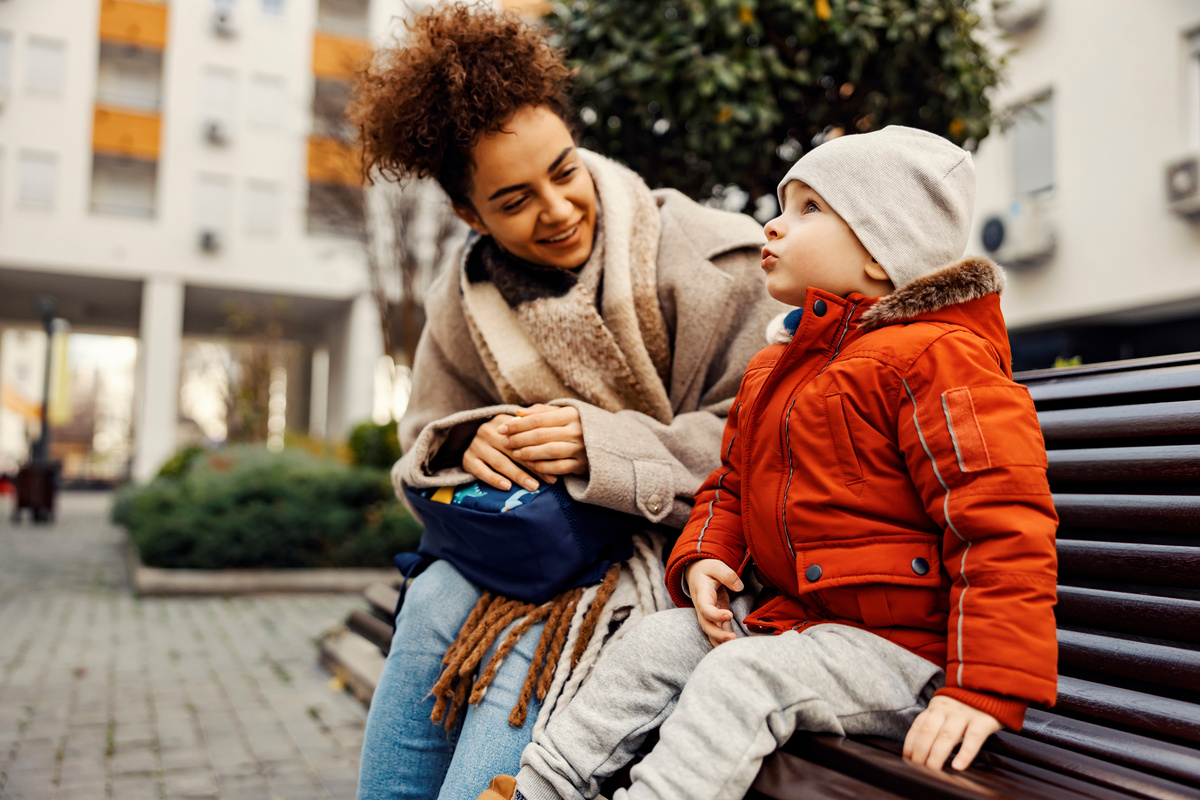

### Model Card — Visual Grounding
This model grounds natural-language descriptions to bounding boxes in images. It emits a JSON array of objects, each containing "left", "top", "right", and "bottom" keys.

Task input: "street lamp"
[{"left": 31, "top": 295, "right": 57, "bottom": 464}]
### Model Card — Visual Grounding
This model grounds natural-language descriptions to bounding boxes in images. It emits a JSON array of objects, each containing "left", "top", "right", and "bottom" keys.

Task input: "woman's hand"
[
  {"left": 685, "top": 559, "right": 744, "bottom": 647},
  {"left": 499, "top": 404, "right": 589, "bottom": 477},
  {"left": 462, "top": 414, "right": 542, "bottom": 492}
]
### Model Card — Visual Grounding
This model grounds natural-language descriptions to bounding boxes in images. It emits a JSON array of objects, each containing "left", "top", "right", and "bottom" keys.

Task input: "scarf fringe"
[{"left": 428, "top": 532, "right": 672, "bottom": 733}]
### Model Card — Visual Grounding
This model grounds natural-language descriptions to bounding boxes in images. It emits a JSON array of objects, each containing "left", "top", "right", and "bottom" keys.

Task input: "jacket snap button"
[
  {"left": 911, "top": 557, "right": 930, "bottom": 576},
  {"left": 812, "top": 299, "right": 827, "bottom": 317},
  {"left": 646, "top": 493, "right": 663, "bottom": 514},
  {"left": 805, "top": 564, "right": 822, "bottom": 582}
]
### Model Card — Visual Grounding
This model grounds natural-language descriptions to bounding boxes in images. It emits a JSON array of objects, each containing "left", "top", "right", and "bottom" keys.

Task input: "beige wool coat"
[{"left": 393, "top": 188, "right": 784, "bottom": 530}]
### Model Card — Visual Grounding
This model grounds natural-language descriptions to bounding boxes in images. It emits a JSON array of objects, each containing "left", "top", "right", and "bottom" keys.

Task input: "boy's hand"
[
  {"left": 498, "top": 404, "right": 589, "bottom": 477},
  {"left": 903, "top": 695, "right": 1002, "bottom": 772},
  {"left": 685, "top": 559, "right": 744, "bottom": 647},
  {"left": 462, "top": 415, "right": 543, "bottom": 492}
]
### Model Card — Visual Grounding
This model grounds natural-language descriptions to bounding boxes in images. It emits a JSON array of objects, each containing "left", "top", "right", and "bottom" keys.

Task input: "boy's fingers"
[
  {"left": 950, "top": 725, "right": 991, "bottom": 771},
  {"left": 709, "top": 562, "right": 744, "bottom": 593},
  {"left": 924, "top": 716, "right": 968, "bottom": 772},
  {"left": 903, "top": 710, "right": 938, "bottom": 765}
]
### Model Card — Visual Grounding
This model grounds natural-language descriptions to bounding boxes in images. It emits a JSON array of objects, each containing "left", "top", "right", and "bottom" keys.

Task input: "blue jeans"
[{"left": 357, "top": 560, "right": 545, "bottom": 800}]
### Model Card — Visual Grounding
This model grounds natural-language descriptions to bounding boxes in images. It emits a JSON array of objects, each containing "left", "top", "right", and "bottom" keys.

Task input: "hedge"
[{"left": 112, "top": 445, "right": 421, "bottom": 570}]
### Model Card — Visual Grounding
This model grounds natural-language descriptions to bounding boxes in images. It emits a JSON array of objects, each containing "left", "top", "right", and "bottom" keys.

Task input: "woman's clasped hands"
[{"left": 462, "top": 403, "right": 589, "bottom": 492}]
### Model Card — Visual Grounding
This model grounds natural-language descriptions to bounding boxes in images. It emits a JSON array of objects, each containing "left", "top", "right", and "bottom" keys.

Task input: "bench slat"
[
  {"left": 1058, "top": 629, "right": 1200, "bottom": 693},
  {"left": 1048, "top": 446, "right": 1200, "bottom": 481},
  {"left": 1054, "top": 494, "right": 1200, "bottom": 531},
  {"left": 1055, "top": 676, "right": 1200, "bottom": 744},
  {"left": 1058, "top": 541, "right": 1200, "bottom": 588},
  {"left": 1057, "top": 586, "right": 1200, "bottom": 643},
  {"left": 1039, "top": 401, "right": 1200, "bottom": 441},
  {"left": 1021, "top": 709, "right": 1200, "bottom": 787},
  {"left": 1026, "top": 365, "right": 1200, "bottom": 404},
  {"left": 986, "top": 731, "right": 1200, "bottom": 800},
  {"left": 346, "top": 609, "right": 394, "bottom": 655}
]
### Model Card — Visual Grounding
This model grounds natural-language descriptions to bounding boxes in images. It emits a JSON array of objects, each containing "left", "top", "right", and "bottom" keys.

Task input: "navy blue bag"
[{"left": 395, "top": 479, "right": 637, "bottom": 606}]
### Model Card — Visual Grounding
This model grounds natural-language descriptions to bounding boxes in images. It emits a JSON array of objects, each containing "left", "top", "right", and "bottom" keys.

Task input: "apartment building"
[
  {"left": 970, "top": 0, "right": 1200, "bottom": 368},
  {"left": 0, "top": 0, "right": 419, "bottom": 481}
]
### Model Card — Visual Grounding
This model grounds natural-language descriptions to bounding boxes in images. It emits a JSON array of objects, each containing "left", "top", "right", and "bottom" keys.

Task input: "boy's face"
[{"left": 761, "top": 181, "right": 890, "bottom": 306}]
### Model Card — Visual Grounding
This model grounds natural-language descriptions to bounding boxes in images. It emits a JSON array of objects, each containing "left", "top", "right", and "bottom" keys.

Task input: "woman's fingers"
[
  {"left": 517, "top": 458, "right": 585, "bottom": 477},
  {"left": 500, "top": 406, "right": 581, "bottom": 436},
  {"left": 464, "top": 441, "right": 539, "bottom": 492},
  {"left": 511, "top": 441, "right": 579, "bottom": 462}
]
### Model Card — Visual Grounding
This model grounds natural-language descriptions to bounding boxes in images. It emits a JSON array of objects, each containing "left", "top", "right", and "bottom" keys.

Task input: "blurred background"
[{"left": 0, "top": 0, "right": 1198, "bottom": 492}]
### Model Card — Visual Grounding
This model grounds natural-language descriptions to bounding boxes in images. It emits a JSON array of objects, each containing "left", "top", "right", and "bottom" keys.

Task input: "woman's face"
[{"left": 455, "top": 105, "right": 597, "bottom": 270}]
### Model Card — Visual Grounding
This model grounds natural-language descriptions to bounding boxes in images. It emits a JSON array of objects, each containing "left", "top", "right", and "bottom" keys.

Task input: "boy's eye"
[{"left": 804, "top": 201, "right": 820, "bottom": 214}]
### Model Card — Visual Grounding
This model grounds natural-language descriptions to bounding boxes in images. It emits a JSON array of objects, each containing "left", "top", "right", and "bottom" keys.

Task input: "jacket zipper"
[{"left": 779, "top": 301, "right": 861, "bottom": 567}]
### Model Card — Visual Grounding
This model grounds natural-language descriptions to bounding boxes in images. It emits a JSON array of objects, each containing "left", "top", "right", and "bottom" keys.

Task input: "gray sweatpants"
[{"left": 516, "top": 607, "right": 944, "bottom": 800}]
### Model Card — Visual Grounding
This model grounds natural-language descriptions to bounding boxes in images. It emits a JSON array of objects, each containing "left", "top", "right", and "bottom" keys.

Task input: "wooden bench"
[
  {"left": 752, "top": 352, "right": 1200, "bottom": 799},
  {"left": 351, "top": 352, "right": 1200, "bottom": 799}
]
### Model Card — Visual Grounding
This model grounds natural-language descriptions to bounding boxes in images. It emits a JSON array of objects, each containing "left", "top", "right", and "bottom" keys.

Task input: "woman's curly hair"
[{"left": 348, "top": 2, "right": 574, "bottom": 206}]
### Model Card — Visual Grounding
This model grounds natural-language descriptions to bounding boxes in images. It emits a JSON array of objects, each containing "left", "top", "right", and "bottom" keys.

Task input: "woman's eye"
[
  {"left": 555, "top": 167, "right": 577, "bottom": 182},
  {"left": 502, "top": 197, "right": 528, "bottom": 213}
]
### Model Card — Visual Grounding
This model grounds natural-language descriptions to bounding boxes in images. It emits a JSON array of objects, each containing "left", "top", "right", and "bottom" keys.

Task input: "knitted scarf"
[
  {"left": 429, "top": 151, "right": 679, "bottom": 733},
  {"left": 460, "top": 149, "right": 674, "bottom": 425}
]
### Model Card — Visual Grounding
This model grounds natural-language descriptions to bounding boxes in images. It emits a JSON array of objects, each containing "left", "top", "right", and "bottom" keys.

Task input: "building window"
[
  {"left": 199, "top": 66, "right": 237, "bottom": 130},
  {"left": 1011, "top": 90, "right": 1054, "bottom": 196},
  {"left": 0, "top": 32, "right": 13, "bottom": 95},
  {"left": 90, "top": 155, "right": 157, "bottom": 218},
  {"left": 311, "top": 79, "right": 354, "bottom": 140},
  {"left": 26, "top": 38, "right": 65, "bottom": 95},
  {"left": 317, "top": 0, "right": 370, "bottom": 37},
  {"left": 1189, "top": 30, "right": 1200, "bottom": 148},
  {"left": 96, "top": 43, "right": 163, "bottom": 111},
  {"left": 244, "top": 180, "right": 281, "bottom": 235},
  {"left": 263, "top": 0, "right": 285, "bottom": 16},
  {"left": 19, "top": 151, "right": 56, "bottom": 207},
  {"left": 197, "top": 174, "right": 234, "bottom": 248},
  {"left": 306, "top": 182, "right": 363, "bottom": 237},
  {"left": 247, "top": 74, "right": 286, "bottom": 129}
]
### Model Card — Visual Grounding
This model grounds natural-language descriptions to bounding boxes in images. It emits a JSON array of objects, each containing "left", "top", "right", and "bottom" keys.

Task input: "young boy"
[{"left": 480, "top": 126, "right": 1058, "bottom": 800}]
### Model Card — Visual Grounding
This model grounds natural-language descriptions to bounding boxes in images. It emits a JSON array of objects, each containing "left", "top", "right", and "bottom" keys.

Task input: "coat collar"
[
  {"left": 858, "top": 257, "right": 1005, "bottom": 330},
  {"left": 764, "top": 257, "right": 1006, "bottom": 345}
]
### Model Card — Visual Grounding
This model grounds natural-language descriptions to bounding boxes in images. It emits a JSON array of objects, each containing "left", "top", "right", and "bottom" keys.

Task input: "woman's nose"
[{"left": 541, "top": 189, "right": 573, "bottom": 223}]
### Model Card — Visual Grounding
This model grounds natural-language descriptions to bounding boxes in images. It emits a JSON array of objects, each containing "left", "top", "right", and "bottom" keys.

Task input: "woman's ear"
[{"left": 452, "top": 202, "right": 490, "bottom": 236}]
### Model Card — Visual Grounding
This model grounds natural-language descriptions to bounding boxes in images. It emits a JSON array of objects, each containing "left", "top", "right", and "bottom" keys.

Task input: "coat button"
[
  {"left": 805, "top": 564, "right": 822, "bottom": 582},
  {"left": 646, "top": 493, "right": 663, "bottom": 514},
  {"left": 911, "top": 557, "right": 930, "bottom": 576},
  {"left": 813, "top": 299, "right": 827, "bottom": 317}
]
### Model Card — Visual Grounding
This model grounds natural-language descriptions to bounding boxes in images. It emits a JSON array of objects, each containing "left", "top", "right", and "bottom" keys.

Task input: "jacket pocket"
[{"left": 824, "top": 393, "right": 866, "bottom": 490}]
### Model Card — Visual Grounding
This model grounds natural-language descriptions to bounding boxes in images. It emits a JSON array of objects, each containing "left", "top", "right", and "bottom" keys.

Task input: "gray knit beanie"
[{"left": 776, "top": 126, "right": 975, "bottom": 290}]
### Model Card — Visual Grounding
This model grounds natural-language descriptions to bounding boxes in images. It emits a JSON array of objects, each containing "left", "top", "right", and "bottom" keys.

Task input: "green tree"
[{"left": 546, "top": 0, "right": 1002, "bottom": 206}]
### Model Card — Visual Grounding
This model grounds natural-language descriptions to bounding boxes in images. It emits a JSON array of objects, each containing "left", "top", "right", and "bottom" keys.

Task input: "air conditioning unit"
[
  {"left": 992, "top": 0, "right": 1047, "bottom": 34},
  {"left": 1166, "top": 154, "right": 1200, "bottom": 217},
  {"left": 979, "top": 194, "right": 1056, "bottom": 266},
  {"left": 212, "top": 7, "right": 237, "bottom": 37},
  {"left": 199, "top": 229, "right": 222, "bottom": 253},
  {"left": 204, "top": 119, "right": 230, "bottom": 145}
]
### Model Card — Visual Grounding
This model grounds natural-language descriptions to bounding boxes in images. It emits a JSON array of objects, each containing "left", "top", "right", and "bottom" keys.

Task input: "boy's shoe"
[{"left": 478, "top": 775, "right": 522, "bottom": 800}]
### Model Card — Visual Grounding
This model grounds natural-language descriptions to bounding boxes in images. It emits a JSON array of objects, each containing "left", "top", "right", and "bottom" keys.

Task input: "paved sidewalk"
[{"left": 0, "top": 492, "right": 368, "bottom": 800}]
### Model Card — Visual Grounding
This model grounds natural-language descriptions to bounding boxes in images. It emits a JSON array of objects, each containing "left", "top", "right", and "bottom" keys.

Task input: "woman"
[{"left": 350, "top": 5, "right": 781, "bottom": 799}]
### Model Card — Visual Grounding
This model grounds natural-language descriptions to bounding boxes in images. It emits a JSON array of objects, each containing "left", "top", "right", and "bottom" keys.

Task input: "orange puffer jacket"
[{"left": 666, "top": 258, "right": 1058, "bottom": 731}]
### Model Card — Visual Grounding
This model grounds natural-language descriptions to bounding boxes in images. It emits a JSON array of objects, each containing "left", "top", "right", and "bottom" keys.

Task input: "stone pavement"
[{"left": 0, "top": 492, "right": 369, "bottom": 800}]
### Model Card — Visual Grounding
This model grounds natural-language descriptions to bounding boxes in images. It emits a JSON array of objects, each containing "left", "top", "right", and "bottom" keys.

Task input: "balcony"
[
  {"left": 98, "top": 0, "right": 169, "bottom": 51},
  {"left": 312, "top": 32, "right": 371, "bottom": 81},
  {"left": 93, "top": 106, "right": 161, "bottom": 161},
  {"left": 307, "top": 136, "right": 361, "bottom": 186},
  {"left": 95, "top": 43, "right": 163, "bottom": 111}
]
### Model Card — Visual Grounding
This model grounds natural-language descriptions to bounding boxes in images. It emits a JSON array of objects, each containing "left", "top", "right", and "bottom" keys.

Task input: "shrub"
[
  {"left": 347, "top": 420, "right": 402, "bottom": 471},
  {"left": 113, "top": 445, "right": 422, "bottom": 569}
]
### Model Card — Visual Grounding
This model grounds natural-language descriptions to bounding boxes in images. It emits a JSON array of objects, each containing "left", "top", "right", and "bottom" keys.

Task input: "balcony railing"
[
  {"left": 93, "top": 106, "right": 161, "bottom": 161},
  {"left": 98, "top": 0, "right": 169, "bottom": 50}
]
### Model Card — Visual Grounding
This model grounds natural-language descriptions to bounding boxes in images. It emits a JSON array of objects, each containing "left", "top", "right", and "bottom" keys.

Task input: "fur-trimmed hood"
[
  {"left": 859, "top": 256, "right": 1005, "bottom": 330},
  {"left": 765, "top": 256, "right": 1005, "bottom": 345}
]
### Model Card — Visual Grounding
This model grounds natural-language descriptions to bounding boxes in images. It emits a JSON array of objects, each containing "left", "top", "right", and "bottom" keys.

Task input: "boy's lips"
[{"left": 761, "top": 248, "right": 778, "bottom": 270}]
